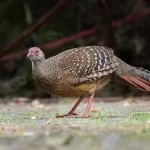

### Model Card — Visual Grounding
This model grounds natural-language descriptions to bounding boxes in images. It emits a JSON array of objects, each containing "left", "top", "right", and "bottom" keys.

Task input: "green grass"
[
  {"left": 0, "top": 108, "right": 150, "bottom": 126},
  {"left": 0, "top": 104, "right": 150, "bottom": 150},
  {"left": 0, "top": 106, "right": 149, "bottom": 137}
]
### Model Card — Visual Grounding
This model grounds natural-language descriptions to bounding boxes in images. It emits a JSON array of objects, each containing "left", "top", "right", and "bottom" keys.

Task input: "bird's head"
[{"left": 27, "top": 47, "right": 45, "bottom": 61}]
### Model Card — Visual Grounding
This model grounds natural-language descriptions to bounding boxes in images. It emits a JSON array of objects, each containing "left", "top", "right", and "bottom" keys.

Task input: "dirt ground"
[{"left": 0, "top": 97, "right": 150, "bottom": 150}]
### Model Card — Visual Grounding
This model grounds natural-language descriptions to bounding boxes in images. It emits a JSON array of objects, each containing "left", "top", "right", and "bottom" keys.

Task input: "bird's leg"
[
  {"left": 56, "top": 93, "right": 95, "bottom": 118},
  {"left": 56, "top": 95, "right": 85, "bottom": 118},
  {"left": 79, "top": 92, "right": 95, "bottom": 118}
]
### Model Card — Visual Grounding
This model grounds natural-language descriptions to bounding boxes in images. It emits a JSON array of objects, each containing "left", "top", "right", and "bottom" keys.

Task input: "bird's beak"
[
  {"left": 27, "top": 49, "right": 33, "bottom": 58},
  {"left": 27, "top": 51, "right": 32, "bottom": 58}
]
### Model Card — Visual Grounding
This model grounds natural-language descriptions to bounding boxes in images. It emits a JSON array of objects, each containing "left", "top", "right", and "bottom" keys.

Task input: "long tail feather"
[{"left": 119, "top": 75, "right": 150, "bottom": 91}]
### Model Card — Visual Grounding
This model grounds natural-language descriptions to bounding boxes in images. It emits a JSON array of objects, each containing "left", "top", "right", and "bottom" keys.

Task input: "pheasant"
[{"left": 27, "top": 46, "right": 150, "bottom": 118}]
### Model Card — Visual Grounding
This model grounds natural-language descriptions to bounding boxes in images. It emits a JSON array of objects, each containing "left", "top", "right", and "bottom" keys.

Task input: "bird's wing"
[{"left": 58, "top": 46, "right": 119, "bottom": 84}]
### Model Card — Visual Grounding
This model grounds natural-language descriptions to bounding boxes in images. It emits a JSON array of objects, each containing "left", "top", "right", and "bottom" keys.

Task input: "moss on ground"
[{"left": 0, "top": 102, "right": 149, "bottom": 149}]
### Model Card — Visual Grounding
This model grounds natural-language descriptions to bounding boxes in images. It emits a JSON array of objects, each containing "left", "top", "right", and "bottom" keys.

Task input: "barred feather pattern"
[
  {"left": 58, "top": 46, "right": 119, "bottom": 84},
  {"left": 136, "top": 67, "right": 150, "bottom": 81}
]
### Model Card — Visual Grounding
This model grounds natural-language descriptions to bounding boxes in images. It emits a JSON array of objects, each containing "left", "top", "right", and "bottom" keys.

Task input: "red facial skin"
[{"left": 31, "top": 47, "right": 40, "bottom": 56}]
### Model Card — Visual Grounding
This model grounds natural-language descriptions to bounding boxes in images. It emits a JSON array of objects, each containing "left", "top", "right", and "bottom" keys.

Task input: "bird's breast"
[{"left": 35, "top": 72, "right": 96, "bottom": 97}]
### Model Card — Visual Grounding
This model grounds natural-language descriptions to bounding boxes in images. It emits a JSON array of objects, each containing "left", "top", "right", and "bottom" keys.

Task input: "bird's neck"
[{"left": 31, "top": 59, "right": 45, "bottom": 75}]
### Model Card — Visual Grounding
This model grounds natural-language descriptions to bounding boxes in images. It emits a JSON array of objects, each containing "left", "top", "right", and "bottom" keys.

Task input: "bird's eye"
[{"left": 36, "top": 50, "right": 38, "bottom": 53}]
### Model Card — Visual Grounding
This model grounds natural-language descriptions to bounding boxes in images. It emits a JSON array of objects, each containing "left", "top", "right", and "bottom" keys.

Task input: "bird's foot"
[
  {"left": 56, "top": 113, "right": 80, "bottom": 118},
  {"left": 56, "top": 113, "right": 88, "bottom": 118}
]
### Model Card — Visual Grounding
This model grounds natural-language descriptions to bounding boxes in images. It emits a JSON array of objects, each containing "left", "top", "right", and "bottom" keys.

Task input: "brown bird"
[{"left": 27, "top": 46, "right": 150, "bottom": 118}]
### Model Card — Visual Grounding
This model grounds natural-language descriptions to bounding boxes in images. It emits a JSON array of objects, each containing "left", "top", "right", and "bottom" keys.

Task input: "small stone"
[
  {"left": 32, "top": 100, "right": 40, "bottom": 106},
  {"left": 123, "top": 102, "right": 131, "bottom": 107}
]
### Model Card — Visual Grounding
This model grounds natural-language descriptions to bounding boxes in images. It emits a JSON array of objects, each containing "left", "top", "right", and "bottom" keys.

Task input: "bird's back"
[{"left": 56, "top": 46, "right": 119, "bottom": 80}]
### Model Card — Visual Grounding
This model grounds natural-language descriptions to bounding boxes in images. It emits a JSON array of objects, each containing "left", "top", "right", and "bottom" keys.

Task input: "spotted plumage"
[
  {"left": 27, "top": 46, "right": 150, "bottom": 118},
  {"left": 58, "top": 46, "right": 119, "bottom": 83}
]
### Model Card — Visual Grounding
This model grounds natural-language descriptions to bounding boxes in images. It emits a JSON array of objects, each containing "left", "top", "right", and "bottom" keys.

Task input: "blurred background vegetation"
[{"left": 0, "top": 0, "right": 150, "bottom": 99}]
